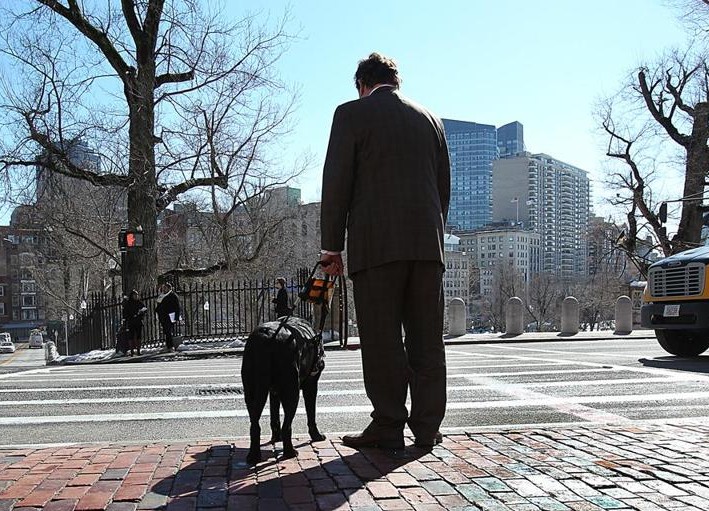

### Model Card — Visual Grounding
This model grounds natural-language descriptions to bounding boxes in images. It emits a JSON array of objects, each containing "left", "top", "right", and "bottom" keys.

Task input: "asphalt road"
[
  {"left": 0, "top": 342, "right": 46, "bottom": 375},
  {"left": 1, "top": 336, "right": 708, "bottom": 447}
]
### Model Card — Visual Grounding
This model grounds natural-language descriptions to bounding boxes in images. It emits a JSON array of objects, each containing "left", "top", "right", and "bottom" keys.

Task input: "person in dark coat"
[
  {"left": 122, "top": 290, "right": 147, "bottom": 356},
  {"left": 155, "top": 283, "right": 181, "bottom": 352},
  {"left": 320, "top": 53, "right": 450, "bottom": 451},
  {"left": 272, "top": 277, "right": 291, "bottom": 318}
]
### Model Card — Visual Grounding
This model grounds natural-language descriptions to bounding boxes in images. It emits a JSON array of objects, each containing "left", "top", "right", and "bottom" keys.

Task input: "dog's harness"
[{"left": 271, "top": 261, "right": 344, "bottom": 377}]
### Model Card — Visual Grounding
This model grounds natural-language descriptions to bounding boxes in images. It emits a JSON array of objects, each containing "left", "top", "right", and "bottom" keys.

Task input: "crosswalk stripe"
[
  {"left": 4, "top": 390, "right": 709, "bottom": 425},
  {"left": 0, "top": 376, "right": 684, "bottom": 395}
]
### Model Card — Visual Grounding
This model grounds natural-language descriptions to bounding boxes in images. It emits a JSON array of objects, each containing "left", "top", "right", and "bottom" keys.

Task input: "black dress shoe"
[
  {"left": 414, "top": 431, "right": 443, "bottom": 448},
  {"left": 342, "top": 431, "right": 404, "bottom": 450}
]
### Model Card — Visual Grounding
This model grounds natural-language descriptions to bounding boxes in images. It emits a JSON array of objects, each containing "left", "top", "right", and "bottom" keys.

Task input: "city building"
[
  {"left": 587, "top": 216, "right": 629, "bottom": 277},
  {"left": 492, "top": 153, "right": 590, "bottom": 277},
  {"left": 457, "top": 227, "right": 541, "bottom": 297},
  {"left": 443, "top": 234, "right": 471, "bottom": 303},
  {"left": 35, "top": 139, "right": 102, "bottom": 203},
  {"left": 442, "top": 119, "right": 498, "bottom": 231},
  {"left": 158, "top": 187, "right": 322, "bottom": 280},
  {"left": 0, "top": 215, "right": 47, "bottom": 340},
  {"left": 497, "top": 121, "right": 525, "bottom": 157}
]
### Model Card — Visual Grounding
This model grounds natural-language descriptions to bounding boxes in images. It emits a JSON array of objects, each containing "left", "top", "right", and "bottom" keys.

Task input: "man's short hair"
[{"left": 355, "top": 52, "right": 400, "bottom": 89}]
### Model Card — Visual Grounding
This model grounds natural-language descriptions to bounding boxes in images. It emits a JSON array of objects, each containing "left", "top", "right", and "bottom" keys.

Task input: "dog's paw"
[
  {"left": 309, "top": 430, "right": 326, "bottom": 442},
  {"left": 246, "top": 449, "right": 262, "bottom": 466}
]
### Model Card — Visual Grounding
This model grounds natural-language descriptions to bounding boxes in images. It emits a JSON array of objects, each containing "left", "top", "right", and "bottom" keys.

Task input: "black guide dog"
[{"left": 241, "top": 316, "right": 326, "bottom": 465}]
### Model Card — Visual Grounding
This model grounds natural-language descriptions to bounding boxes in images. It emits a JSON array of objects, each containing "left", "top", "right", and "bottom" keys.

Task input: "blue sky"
[
  {"left": 0, "top": 1, "right": 690, "bottom": 223},
  {"left": 227, "top": 0, "right": 689, "bottom": 210}
]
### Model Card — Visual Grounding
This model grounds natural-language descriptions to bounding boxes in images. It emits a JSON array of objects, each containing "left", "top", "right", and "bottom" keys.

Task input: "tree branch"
[
  {"left": 156, "top": 175, "right": 229, "bottom": 211},
  {"left": 37, "top": 0, "right": 130, "bottom": 79},
  {"left": 638, "top": 68, "right": 691, "bottom": 147},
  {"left": 155, "top": 70, "right": 194, "bottom": 87}
]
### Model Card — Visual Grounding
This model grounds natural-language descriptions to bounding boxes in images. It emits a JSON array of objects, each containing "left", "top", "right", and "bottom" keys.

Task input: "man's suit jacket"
[{"left": 320, "top": 86, "right": 450, "bottom": 275}]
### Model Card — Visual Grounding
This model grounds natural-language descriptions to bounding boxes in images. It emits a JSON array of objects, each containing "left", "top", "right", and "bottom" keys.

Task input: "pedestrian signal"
[{"left": 119, "top": 230, "right": 144, "bottom": 250}]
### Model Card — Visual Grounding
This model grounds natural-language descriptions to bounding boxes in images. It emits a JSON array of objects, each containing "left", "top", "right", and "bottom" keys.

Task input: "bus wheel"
[{"left": 655, "top": 329, "right": 709, "bottom": 357}]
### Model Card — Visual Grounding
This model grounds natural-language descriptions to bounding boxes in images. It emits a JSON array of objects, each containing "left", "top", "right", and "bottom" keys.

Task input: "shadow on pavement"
[
  {"left": 639, "top": 356, "right": 709, "bottom": 374},
  {"left": 149, "top": 438, "right": 430, "bottom": 509}
]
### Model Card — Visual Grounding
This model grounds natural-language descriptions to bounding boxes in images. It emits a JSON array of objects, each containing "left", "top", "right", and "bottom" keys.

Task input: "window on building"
[
  {"left": 0, "top": 286, "right": 3, "bottom": 297},
  {"left": 21, "top": 282, "right": 36, "bottom": 293},
  {"left": 22, "top": 295, "right": 35, "bottom": 307},
  {"left": 22, "top": 309, "right": 37, "bottom": 320},
  {"left": 0, "top": 303, "right": 4, "bottom": 316}
]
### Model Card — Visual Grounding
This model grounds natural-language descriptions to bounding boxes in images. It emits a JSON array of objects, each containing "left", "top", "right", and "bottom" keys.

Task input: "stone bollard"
[
  {"left": 505, "top": 297, "right": 524, "bottom": 335},
  {"left": 561, "top": 296, "right": 579, "bottom": 335},
  {"left": 44, "top": 341, "right": 59, "bottom": 365},
  {"left": 615, "top": 295, "right": 633, "bottom": 334},
  {"left": 447, "top": 298, "right": 466, "bottom": 336}
]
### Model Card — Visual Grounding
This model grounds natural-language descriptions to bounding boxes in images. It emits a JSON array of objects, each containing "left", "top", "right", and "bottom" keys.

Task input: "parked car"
[
  {"left": 0, "top": 338, "right": 15, "bottom": 354},
  {"left": 28, "top": 330, "right": 44, "bottom": 348}
]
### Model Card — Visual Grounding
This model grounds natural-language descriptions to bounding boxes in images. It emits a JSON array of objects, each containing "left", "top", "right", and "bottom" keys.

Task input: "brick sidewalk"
[{"left": 2, "top": 422, "right": 709, "bottom": 510}]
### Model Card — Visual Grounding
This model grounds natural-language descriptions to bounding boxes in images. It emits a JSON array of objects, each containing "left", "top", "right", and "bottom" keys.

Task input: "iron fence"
[{"left": 63, "top": 268, "right": 349, "bottom": 355}]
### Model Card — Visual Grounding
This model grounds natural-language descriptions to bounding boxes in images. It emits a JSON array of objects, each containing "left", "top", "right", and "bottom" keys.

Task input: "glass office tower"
[
  {"left": 442, "top": 119, "right": 498, "bottom": 230},
  {"left": 497, "top": 121, "right": 525, "bottom": 157}
]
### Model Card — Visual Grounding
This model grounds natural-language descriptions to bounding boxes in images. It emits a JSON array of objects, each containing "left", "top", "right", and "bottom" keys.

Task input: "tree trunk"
[
  {"left": 124, "top": 71, "right": 158, "bottom": 295},
  {"left": 675, "top": 102, "right": 709, "bottom": 253}
]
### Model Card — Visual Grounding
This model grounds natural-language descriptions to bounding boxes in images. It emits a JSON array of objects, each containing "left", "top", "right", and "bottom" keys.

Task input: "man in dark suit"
[{"left": 320, "top": 52, "right": 450, "bottom": 450}]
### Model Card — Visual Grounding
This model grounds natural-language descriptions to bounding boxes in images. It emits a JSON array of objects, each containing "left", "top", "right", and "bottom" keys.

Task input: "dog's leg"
[
  {"left": 302, "top": 371, "right": 326, "bottom": 442},
  {"left": 244, "top": 385, "right": 269, "bottom": 466},
  {"left": 242, "top": 339, "right": 271, "bottom": 466},
  {"left": 268, "top": 389, "right": 282, "bottom": 444},
  {"left": 276, "top": 364, "right": 301, "bottom": 460}
]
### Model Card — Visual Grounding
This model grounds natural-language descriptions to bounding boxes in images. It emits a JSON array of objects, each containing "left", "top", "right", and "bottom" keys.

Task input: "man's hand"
[{"left": 320, "top": 252, "right": 344, "bottom": 276}]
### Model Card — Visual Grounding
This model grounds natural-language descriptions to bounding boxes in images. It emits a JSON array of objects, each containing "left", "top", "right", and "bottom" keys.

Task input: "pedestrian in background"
[
  {"left": 272, "top": 277, "right": 292, "bottom": 318},
  {"left": 156, "top": 282, "right": 181, "bottom": 352},
  {"left": 122, "top": 290, "right": 147, "bottom": 356},
  {"left": 320, "top": 52, "right": 450, "bottom": 450}
]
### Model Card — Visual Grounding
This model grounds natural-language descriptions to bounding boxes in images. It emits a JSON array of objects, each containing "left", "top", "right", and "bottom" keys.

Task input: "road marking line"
[
  {"left": 3, "top": 379, "right": 701, "bottom": 406},
  {"left": 0, "top": 368, "right": 622, "bottom": 384},
  {"left": 0, "top": 376, "right": 683, "bottom": 395},
  {"left": 4, "top": 391, "right": 709, "bottom": 425},
  {"left": 447, "top": 348, "right": 709, "bottom": 382}
]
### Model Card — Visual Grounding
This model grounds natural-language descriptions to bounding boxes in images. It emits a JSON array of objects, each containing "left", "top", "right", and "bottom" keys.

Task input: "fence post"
[
  {"left": 615, "top": 295, "right": 633, "bottom": 335},
  {"left": 505, "top": 297, "right": 525, "bottom": 335},
  {"left": 561, "top": 296, "right": 579, "bottom": 335}
]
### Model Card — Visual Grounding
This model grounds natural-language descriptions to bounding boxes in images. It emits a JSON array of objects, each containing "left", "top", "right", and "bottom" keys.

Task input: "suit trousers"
[{"left": 351, "top": 260, "right": 446, "bottom": 441}]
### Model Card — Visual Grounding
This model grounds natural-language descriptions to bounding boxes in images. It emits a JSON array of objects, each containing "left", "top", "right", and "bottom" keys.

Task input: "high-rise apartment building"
[
  {"left": 442, "top": 119, "right": 497, "bottom": 231},
  {"left": 492, "top": 153, "right": 590, "bottom": 277}
]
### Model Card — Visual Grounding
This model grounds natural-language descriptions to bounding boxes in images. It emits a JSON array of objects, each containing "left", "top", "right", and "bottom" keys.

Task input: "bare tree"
[
  {"left": 526, "top": 273, "right": 561, "bottom": 332},
  {"left": 0, "top": 1, "right": 303, "bottom": 293},
  {"left": 483, "top": 262, "right": 525, "bottom": 333},
  {"left": 599, "top": 47, "right": 709, "bottom": 264}
]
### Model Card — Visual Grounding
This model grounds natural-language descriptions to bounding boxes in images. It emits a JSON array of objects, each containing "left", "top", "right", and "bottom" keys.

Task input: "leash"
[{"left": 271, "top": 261, "right": 337, "bottom": 340}]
